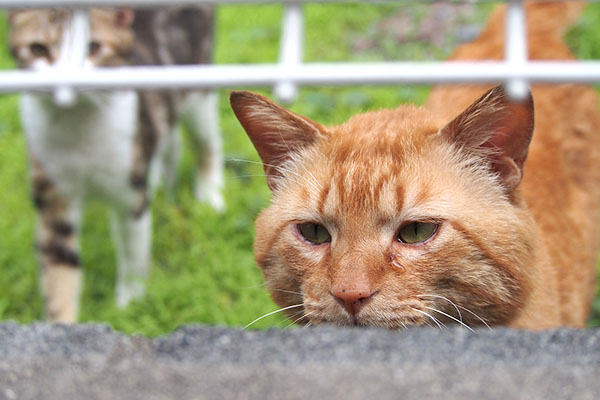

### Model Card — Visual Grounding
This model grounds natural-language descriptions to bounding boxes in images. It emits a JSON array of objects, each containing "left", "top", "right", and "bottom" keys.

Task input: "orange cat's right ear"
[
  {"left": 440, "top": 85, "right": 534, "bottom": 193},
  {"left": 230, "top": 91, "right": 326, "bottom": 191}
]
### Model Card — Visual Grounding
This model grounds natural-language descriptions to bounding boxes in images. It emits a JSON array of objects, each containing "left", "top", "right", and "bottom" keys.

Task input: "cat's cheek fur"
[
  {"left": 390, "top": 217, "right": 531, "bottom": 326},
  {"left": 253, "top": 210, "right": 308, "bottom": 315}
]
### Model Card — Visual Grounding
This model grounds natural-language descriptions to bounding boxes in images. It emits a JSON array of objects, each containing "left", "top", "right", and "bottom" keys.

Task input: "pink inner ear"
[
  {"left": 440, "top": 85, "right": 534, "bottom": 192},
  {"left": 485, "top": 100, "right": 534, "bottom": 170},
  {"left": 115, "top": 9, "right": 135, "bottom": 28},
  {"left": 230, "top": 91, "right": 325, "bottom": 191}
]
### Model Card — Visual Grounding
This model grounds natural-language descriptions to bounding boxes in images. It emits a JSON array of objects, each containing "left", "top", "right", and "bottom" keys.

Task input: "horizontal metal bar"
[
  {"left": 3, "top": 0, "right": 598, "bottom": 9},
  {"left": 1, "top": 0, "right": 225, "bottom": 6},
  {"left": 0, "top": 0, "right": 525, "bottom": 8},
  {"left": 0, "top": 61, "right": 598, "bottom": 92}
]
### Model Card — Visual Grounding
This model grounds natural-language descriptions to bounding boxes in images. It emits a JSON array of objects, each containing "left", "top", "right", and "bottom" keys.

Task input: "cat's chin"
[
  {"left": 308, "top": 317, "right": 421, "bottom": 330},
  {"left": 304, "top": 310, "right": 423, "bottom": 330},
  {"left": 306, "top": 318, "right": 371, "bottom": 329}
]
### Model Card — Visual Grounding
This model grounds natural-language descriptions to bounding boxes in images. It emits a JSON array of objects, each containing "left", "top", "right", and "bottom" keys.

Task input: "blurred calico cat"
[{"left": 8, "top": 7, "right": 224, "bottom": 322}]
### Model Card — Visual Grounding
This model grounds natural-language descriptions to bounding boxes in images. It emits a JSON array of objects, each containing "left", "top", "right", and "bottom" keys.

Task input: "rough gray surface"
[{"left": 0, "top": 323, "right": 599, "bottom": 400}]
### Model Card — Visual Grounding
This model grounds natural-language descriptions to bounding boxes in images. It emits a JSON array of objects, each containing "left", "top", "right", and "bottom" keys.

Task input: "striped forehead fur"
[{"left": 273, "top": 104, "right": 508, "bottom": 224}]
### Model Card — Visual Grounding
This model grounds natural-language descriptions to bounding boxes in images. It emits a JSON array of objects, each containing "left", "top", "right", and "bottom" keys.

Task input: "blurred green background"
[{"left": 0, "top": 2, "right": 599, "bottom": 336}]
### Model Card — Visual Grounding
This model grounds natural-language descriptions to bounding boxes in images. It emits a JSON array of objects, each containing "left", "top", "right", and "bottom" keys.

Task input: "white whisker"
[
  {"left": 274, "top": 129, "right": 325, "bottom": 192},
  {"left": 228, "top": 171, "right": 307, "bottom": 193},
  {"left": 295, "top": 160, "right": 324, "bottom": 191},
  {"left": 227, "top": 157, "right": 259, "bottom": 164},
  {"left": 284, "top": 310, "right": 314, "bottom": 329},
  {"left": 457, "top": 305, "right": 493, "bottom": 330},
  {"left": 417, "top": 294, "right": 463, "bottom": 322},
  {"left": 410, "top": 307, "right": 446, "bottom": 330},
  {"left": 284, "top": 309, "right": 305, "bottom": 321},
  {"left": 423, "top": 306, "right": 475, "bottom": 333},
  {"left": 277, "top": 309, "right": 304, "bottom": 328},
  {"left": 270, "top": 288, "right": 304, "bottom": 297},
  {"left": 229, "top": 174, "right": 272, "bottom": 179},
  {"left": 228, "top": 158, "right": 322, "bottom": 193},
  {"left": 243, "top": 282, "right": 268, "bottom": 289},
  {"left": 244, "top": 303, "right": 304, "bottom": 330}
]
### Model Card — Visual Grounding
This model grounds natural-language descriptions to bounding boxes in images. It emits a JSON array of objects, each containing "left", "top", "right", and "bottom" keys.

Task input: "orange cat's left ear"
[
  {"left": 440, "top": 85, "right": 534, "bottom": 193},
  {"left": 230, "top": 91, "right": 326, "bottom": 191}
]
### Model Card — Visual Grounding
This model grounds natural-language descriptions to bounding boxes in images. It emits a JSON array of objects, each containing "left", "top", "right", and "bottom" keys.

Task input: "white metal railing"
[
  {"left": 1, "top": 0, "right": 599, "bottom": 103},
  {"left": 504, "top": 0, "right": 528, "bottom": 99},
  {"left": 0, "top": 0, "right": 537, "bottom": 5}
]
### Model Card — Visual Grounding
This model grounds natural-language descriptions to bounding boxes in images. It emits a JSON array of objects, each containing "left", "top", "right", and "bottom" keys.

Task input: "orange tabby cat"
[{"left": 230, "top": 1, "right": 600, "bottom": 330}]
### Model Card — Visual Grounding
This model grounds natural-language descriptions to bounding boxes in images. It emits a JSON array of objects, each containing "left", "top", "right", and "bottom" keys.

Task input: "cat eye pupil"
[
  {"left": 29, "top": 43, "right": 49, "bottom": 58},
  {"left": 398, "top": 222, "right": 438, "bottom": 244},
  {"left": 297, "top": 223, "right": 331, "bottom": 245}
]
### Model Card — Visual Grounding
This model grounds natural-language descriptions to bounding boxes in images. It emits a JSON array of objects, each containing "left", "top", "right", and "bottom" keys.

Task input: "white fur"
[
  {"left": 110, "top": 207, "right": 151, "bottom": 308},
  {"left": 22, "top": 89, "right": 148, "bottom": 312},
  {"left": 180, "top": 91, "right": 225, "bottom": 212},
  {"left": 22, "top": 91, "right": 140, "bottom": 209}
]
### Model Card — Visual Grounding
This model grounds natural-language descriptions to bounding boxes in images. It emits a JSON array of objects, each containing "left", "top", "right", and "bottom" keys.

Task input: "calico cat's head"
[
  {"left": 231, "top": 86, "right": 537, "bottom": 329},
  {"left": 8, "top": 8, "right": 134, "bottom": 69}
]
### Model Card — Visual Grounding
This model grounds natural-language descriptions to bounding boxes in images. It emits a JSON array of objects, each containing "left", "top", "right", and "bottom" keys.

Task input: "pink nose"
[{"left": 332, "top": 288, "right": 374, "bottom": 316}]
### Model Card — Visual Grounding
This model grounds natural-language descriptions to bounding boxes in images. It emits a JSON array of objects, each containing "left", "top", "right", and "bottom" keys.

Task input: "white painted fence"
[{"left": 1, "top": 0, "right": 599, "bottom": 103}]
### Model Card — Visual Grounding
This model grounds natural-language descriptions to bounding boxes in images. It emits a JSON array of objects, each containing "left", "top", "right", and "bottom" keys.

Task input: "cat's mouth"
[{"left": 304, "top": 295, "right": 472, "bottom": 330}]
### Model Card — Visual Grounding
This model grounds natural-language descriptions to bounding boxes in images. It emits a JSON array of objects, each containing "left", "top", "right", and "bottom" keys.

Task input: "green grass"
[{"left": 0, "top": 3, "right": 600, "bottom": 335}]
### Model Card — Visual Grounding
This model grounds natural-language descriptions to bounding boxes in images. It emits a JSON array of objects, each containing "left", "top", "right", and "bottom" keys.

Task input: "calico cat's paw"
[{"left": 195, "top": 179, "right": 225, "bottom": 213}]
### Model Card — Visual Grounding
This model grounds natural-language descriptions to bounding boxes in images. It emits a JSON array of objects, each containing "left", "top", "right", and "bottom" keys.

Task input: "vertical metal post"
[
  {"left": 275, "top": 1, "right": 303, "bottom": 103},
  {"left": 53, "top": 8, "right": 90, "bottom": 106},
  {"left": 505, "top": 0, "right": 529, "bottom": 101}
]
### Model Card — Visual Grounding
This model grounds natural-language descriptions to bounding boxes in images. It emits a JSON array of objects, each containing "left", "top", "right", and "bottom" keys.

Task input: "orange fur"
[{"left": 231, "top": 1, "right": 600, "bottom": 329}]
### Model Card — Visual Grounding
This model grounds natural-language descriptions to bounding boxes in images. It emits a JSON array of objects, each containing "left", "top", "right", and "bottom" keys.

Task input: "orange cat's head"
[
  {"left": 231, "top": 86, "right": 538, "bottom": 329},
  {"left": 8, "top": 8, "right": 134, "bottom": 69}
]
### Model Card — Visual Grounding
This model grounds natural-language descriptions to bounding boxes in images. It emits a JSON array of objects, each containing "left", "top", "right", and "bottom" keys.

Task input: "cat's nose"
[{"left": 332, "top": 288, "right": 374, "bottom": 316}]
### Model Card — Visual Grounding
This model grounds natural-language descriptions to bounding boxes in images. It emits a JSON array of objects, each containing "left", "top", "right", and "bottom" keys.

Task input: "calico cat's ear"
[
  {"left": 230, "top": 91, "right": 326, "bottom": 190},
  {"left": 6, "top": 10, "right": 24, "bottom": 25},
  {"left": 6, "top": 11, "right": 17, "bottom": 24},
  {"left": 440, "top": 85, "right": 534, "bottom": 192},
  {"left": 115, "top": 8, "right": 135, "bottom": 27}
]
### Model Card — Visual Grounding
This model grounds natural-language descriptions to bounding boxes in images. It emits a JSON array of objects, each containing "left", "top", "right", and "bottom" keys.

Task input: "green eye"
[
  {"left": 397, "top": 222, "right": 438, "bottom": 244},
  {"left": 297, "top": 223, "right": 331, "bottom": 244}
]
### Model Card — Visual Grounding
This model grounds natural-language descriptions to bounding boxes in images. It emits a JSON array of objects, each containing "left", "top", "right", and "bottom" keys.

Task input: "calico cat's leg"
[
  {"left": 161, "top": 124, "right": 182, "bottom": 197},
  {"left": 180, "top": 90, "right": 225, "bottom": 212},
  {"left": 110, "top": 207, "right": 151, "bottom": 308},
  {"left": 31, "top": 158, "right": 82, "bottom": 323}
]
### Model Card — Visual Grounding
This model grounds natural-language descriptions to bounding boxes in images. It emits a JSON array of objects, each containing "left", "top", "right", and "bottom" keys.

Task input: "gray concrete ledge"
[{"left": 0, "top": 322, "right": 599, "bottom": 400}]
